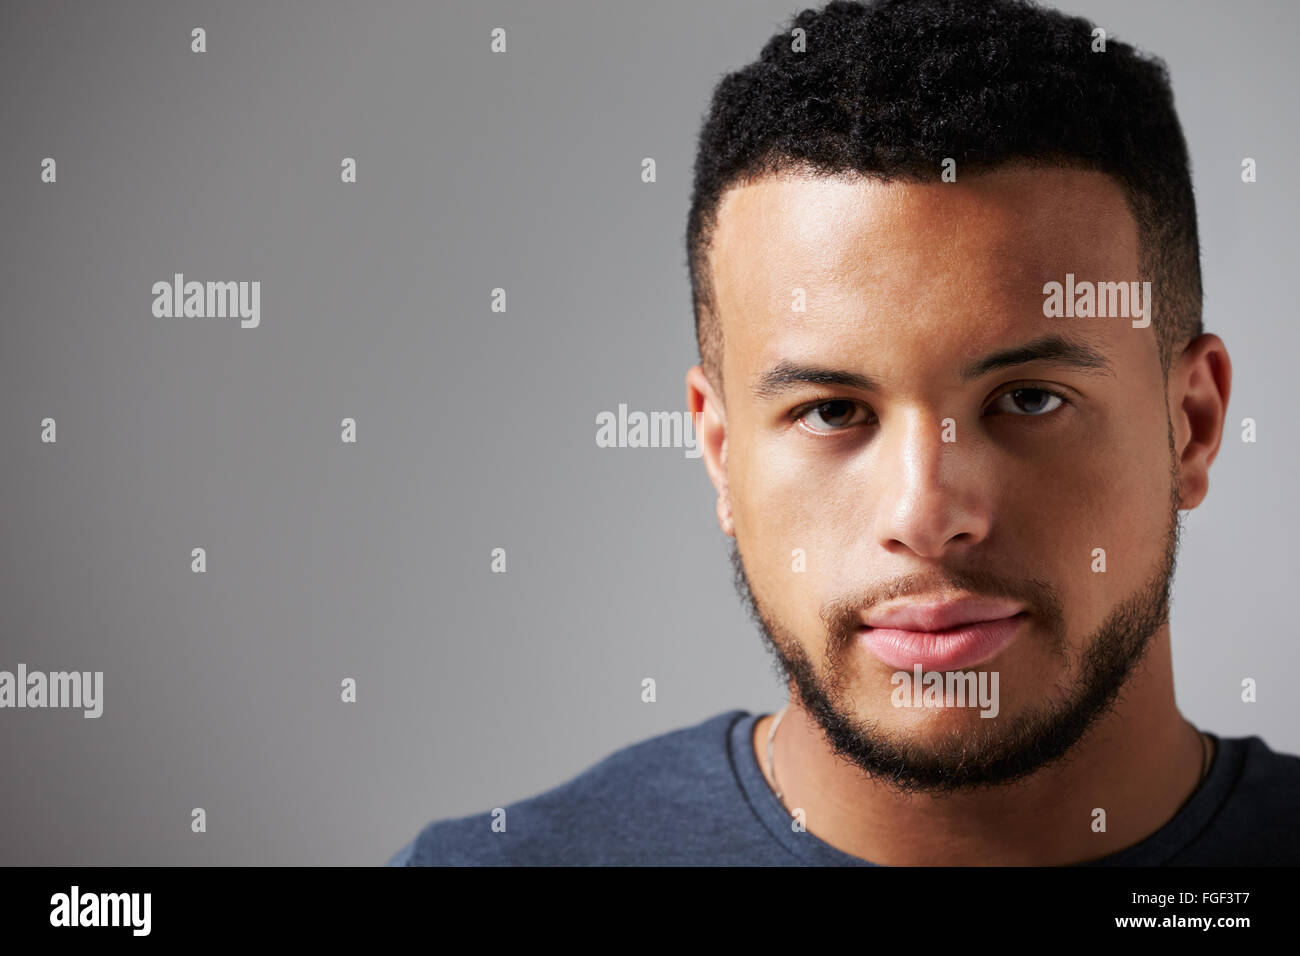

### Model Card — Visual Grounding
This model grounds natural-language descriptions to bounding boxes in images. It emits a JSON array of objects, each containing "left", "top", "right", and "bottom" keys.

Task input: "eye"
[
  {"left": 797, "top": 399, "right": 872, "bottom": 433},
  {"left": 990, "top": 387, "right": 1066, "bottom": 416}
]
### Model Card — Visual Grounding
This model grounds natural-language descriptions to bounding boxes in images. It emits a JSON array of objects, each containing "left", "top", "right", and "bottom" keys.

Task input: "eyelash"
[{"left": 790, "top": 383, "right": 1072, "bottom": 433}]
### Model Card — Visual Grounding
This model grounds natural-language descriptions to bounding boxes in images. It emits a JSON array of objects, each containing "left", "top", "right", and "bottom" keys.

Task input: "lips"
[
  {"left": 863, "top": 598, "right": 1024, "bottom": 631},
  {"left": 859, "top": 598, "right": 1027, "bottom": 670}
]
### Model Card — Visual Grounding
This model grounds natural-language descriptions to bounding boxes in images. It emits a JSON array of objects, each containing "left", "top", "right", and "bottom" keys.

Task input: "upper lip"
[{"left": 862, "top": 597, "right": 1025, "bottom": 632}]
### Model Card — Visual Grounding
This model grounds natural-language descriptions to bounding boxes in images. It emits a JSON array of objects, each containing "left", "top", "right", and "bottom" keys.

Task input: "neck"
[{"left": 753, "top": 625, "right": 1209, "bottom": 865}]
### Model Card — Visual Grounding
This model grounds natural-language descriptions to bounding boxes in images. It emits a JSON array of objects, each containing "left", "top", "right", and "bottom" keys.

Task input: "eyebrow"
[{"left": 751, "top": 333, "right": 1114, "bottom": 400}]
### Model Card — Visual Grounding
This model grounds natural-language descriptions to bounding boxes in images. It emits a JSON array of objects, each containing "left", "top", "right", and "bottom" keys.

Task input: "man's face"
[{"left": 695, "top": 165, "right": 1184, "bottom": 792}]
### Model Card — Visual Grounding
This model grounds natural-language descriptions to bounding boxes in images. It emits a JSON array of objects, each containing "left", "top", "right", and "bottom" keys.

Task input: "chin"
[{"left": 891, "top": 705, "right": 1011, "bottom": 741}]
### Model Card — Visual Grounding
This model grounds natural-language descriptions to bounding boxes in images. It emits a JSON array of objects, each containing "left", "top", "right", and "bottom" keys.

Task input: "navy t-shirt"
[{"left": 386, "top": 709, "right": 1300, "bottom": 865}]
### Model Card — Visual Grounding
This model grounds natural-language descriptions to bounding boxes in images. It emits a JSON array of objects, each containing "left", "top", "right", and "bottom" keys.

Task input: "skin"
[{"left": 685, "top": 165, "right": 1232, "bottom": 864}]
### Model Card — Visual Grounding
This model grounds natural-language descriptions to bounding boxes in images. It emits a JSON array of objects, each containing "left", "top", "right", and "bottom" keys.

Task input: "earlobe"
[
  {"left": 716, "top": 438, "right": 735, "bottom": 537},
  {"left": 717, "top": 495, "right": 735, "bottom": 537},
  {"left": 1176, "top": 465, "right": 1208, "bottom": 512}
]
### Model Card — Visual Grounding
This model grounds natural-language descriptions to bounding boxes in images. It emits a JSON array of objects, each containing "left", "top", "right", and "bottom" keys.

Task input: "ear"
[
  {"left": 1168, "top": 333, "right": 1231, "bottom": 511},
  {"left": 686, "top": 364, "right": 734, "bottom": 536}
]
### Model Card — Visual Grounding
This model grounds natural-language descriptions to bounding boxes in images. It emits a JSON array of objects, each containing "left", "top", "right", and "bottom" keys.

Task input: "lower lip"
[{"left": 859, "top": 613, "right": 1026, "bottom": 671}]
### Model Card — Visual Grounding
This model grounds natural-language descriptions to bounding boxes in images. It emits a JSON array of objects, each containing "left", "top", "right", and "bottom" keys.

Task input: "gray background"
[{"left": 1, "top": 0, "right": 1295, "bottom": 865}]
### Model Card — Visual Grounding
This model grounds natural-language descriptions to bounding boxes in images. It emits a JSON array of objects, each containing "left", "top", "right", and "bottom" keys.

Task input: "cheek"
[
  {"left": 1085, "top": 428, "right": 1175, "bottom": 602},
  {"left": 997, "top": 414, "right": 1173, "bottom": 641},
  {"left": 730, "top": 430, "right": 851, "bottom": 561},
  {"left": 729, "top": 436, "right": 843, "bottom": 637}
]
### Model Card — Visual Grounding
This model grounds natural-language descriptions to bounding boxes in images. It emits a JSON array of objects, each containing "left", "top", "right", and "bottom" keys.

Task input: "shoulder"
[
  {"left": 1182, "top": 733, "right": 1300, "bottom": 864},
  {"left": 388, "top": 709, "right": 754, "bottom": 866},
  {"left": 1225, "top": 734, "right": 1300, "bottom": 815}
]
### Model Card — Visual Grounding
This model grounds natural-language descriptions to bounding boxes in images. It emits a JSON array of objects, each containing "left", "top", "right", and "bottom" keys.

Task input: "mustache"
[{"left": 819, "top": 565, "right": 1067, "bottom": 660}]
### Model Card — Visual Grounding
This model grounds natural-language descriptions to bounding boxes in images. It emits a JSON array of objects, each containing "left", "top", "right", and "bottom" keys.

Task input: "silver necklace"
[
  {"left": 765, "top": 707, "right": 1212, "bottom": 805},
  {"left": 765, "top": 706, "right": 789, "bottom": 801}
]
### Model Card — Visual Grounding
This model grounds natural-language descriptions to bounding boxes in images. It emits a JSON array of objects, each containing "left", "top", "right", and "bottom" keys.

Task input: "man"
[{"left": 390, "top": 0, "right": 1300, "bottom": 865}]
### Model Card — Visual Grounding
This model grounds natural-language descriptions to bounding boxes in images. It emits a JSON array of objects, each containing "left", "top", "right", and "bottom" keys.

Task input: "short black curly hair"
[{"left": 687, "top": 0, "right": 1203, "bottom": 393}]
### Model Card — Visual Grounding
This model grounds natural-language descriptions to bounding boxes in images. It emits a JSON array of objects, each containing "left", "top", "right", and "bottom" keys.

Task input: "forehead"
[{"left": 708, "top": 166, "right": 1142, "bottom": 391}]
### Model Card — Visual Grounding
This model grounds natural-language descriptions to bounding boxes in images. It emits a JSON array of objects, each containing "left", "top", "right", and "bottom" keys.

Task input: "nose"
[{"left": 872, "top": 409, "right": 993, "bottom": 559}]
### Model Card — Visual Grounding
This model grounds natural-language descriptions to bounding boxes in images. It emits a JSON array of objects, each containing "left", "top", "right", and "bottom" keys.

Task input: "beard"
[{"left": 731, "top": 441, "right": 1185, "bottom": 796}]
